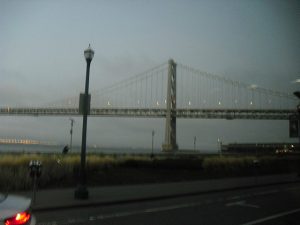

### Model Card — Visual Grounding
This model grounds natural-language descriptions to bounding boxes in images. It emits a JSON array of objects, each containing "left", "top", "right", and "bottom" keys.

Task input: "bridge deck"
[{"left": 0, "top": 107, "right": 295, "bottom": 120}]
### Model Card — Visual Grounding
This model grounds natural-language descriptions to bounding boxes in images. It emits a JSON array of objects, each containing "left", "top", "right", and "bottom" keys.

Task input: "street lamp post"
[{"left": 75, "top": 44, "right": 94, "bottom": 199}]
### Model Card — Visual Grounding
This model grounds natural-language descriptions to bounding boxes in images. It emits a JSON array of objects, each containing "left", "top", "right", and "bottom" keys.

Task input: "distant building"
[{"left": 221, "top": 143, "right": 300, "bottom": 155}]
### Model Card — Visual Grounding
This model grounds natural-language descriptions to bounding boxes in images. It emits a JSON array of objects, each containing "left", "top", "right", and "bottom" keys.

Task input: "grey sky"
[{"left": 0, "top": 0, "right": 299, "bottom": 151}]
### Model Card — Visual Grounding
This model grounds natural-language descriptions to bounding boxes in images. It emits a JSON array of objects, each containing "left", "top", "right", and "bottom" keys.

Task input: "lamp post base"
[{"left": 74, "top": 185, "right": 89, "bottom": 199}]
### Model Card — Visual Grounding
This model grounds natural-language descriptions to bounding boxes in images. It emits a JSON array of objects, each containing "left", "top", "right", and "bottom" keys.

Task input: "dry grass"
[
  {"left": 0, "top": 153, "right": 154, "bottom": 191},
  {"left": 0, "top": 153, "right": 299, "bottom": 191}
]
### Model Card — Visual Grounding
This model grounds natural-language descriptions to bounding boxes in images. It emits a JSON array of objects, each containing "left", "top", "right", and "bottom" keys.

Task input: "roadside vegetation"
[{"left": 0, "top": 153, "right": 299, "bottom": 191}]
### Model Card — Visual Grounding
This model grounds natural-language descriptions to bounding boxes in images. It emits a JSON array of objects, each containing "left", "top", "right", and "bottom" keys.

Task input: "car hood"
[{"left": 0, "top": 195, "right": 31, "bottom": 220}]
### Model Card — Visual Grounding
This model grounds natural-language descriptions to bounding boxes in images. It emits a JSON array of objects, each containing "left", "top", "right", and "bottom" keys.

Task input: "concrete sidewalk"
[{"left": 18, "top": 173, "right": 300, "bottom": 211}]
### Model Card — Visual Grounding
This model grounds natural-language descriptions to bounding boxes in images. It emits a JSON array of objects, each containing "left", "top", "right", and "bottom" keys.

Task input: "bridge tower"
[{"left": 162, "top": 59, "right": 178, "bottom": 152}]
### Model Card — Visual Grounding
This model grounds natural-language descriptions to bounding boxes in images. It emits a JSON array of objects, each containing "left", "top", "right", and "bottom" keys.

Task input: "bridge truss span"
[
  {"left": 176, "top": 108, "right": 295, "bottom": 120},
  {"left": 0, "top": 107, "right": 295, "bottom": 120}
]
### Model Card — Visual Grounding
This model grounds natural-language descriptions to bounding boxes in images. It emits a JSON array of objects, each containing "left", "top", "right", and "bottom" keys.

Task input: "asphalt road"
[{"left": 35, "top": 182, "right": 300, "bottom": 225}]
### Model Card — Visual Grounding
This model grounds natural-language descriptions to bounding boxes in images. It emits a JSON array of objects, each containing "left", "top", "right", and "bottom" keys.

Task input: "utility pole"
[
  {"left": 194, "top": 136, "right": 196, "bottom": 151},
  {"left": 151, "top": 130, "right": 155, "bottom": 159},
  {"left": 218, "top": 138, "right": 222, "bottom": 157},
  {"left": 69, "top": 118, "right": 75, "bottom": 152},
  {"left": 293, "top": 92, "right": 300, "bottom": 144}
]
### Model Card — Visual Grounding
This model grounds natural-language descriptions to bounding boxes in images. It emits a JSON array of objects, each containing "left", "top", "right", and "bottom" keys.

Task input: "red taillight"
[{"left": 5, "top": 212, "right": 31, "bottom": 225}]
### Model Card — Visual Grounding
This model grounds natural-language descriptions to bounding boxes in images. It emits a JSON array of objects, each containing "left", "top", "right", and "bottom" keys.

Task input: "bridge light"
[
  {"left": 250, "top": 101, "right": 253, "bottom": 105},
  {"left": 292, "top": 79, "right": 300, "bottom": 84},
  {"left": 289, "top": 117, "right": 299, "bottom": 138},
  {"left": 188, "top": 101, "right": 191, "bottom": 106},
  {"left": 218, "top": 101, "right": 221, "bottom": 105},
  {"left": 156, "top": 101, "right": 159, "bottom": 106},
  {"left": 107, "top": 101, "right": 111, "bottom": 106},
  {"left": 249, "top": 84, "right": 258, "bottom": 89},
  {"left": 164, "top": 99, "right": 167, "bottom": 104}
]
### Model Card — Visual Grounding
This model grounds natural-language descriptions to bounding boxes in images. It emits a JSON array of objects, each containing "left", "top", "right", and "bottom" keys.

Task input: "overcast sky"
[{"left": 0, "top": 0, "right": 299, "bottom": 152}]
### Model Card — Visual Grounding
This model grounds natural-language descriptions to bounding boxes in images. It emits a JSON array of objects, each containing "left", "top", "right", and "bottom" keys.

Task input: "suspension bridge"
[{"left": 0, "top": 59, "right": 297, "bottom": 151}]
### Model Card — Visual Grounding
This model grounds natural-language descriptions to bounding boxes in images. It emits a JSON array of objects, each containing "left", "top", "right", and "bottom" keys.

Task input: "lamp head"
[{"left": 84, "top": 44, "right": 94, "bottom": 62}]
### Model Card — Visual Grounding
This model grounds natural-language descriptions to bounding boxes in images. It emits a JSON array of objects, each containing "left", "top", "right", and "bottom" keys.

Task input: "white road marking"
[
  {"left": 144, "top": 202, "right": 202, "bottom": 213},
  {"left": 226, "top": 200, "right": 260, "bottom": 208},
  {"left": 37, "top": 202, "right": 205, "bottom": 224},
  {"left": 37, "top": 223, "right": 58, "bottom": 225},
  {"left": 38, "top": 187, "right": 287, "bottom": 225},
  {"left": 240, "top": 208, "right": 300, "bottom": 225},
  {"left": 88, "top": 216, "right": 96, "bottom": 221},
  {"left": 226, "top": 201, "right": 244, "bottom": 207}
]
